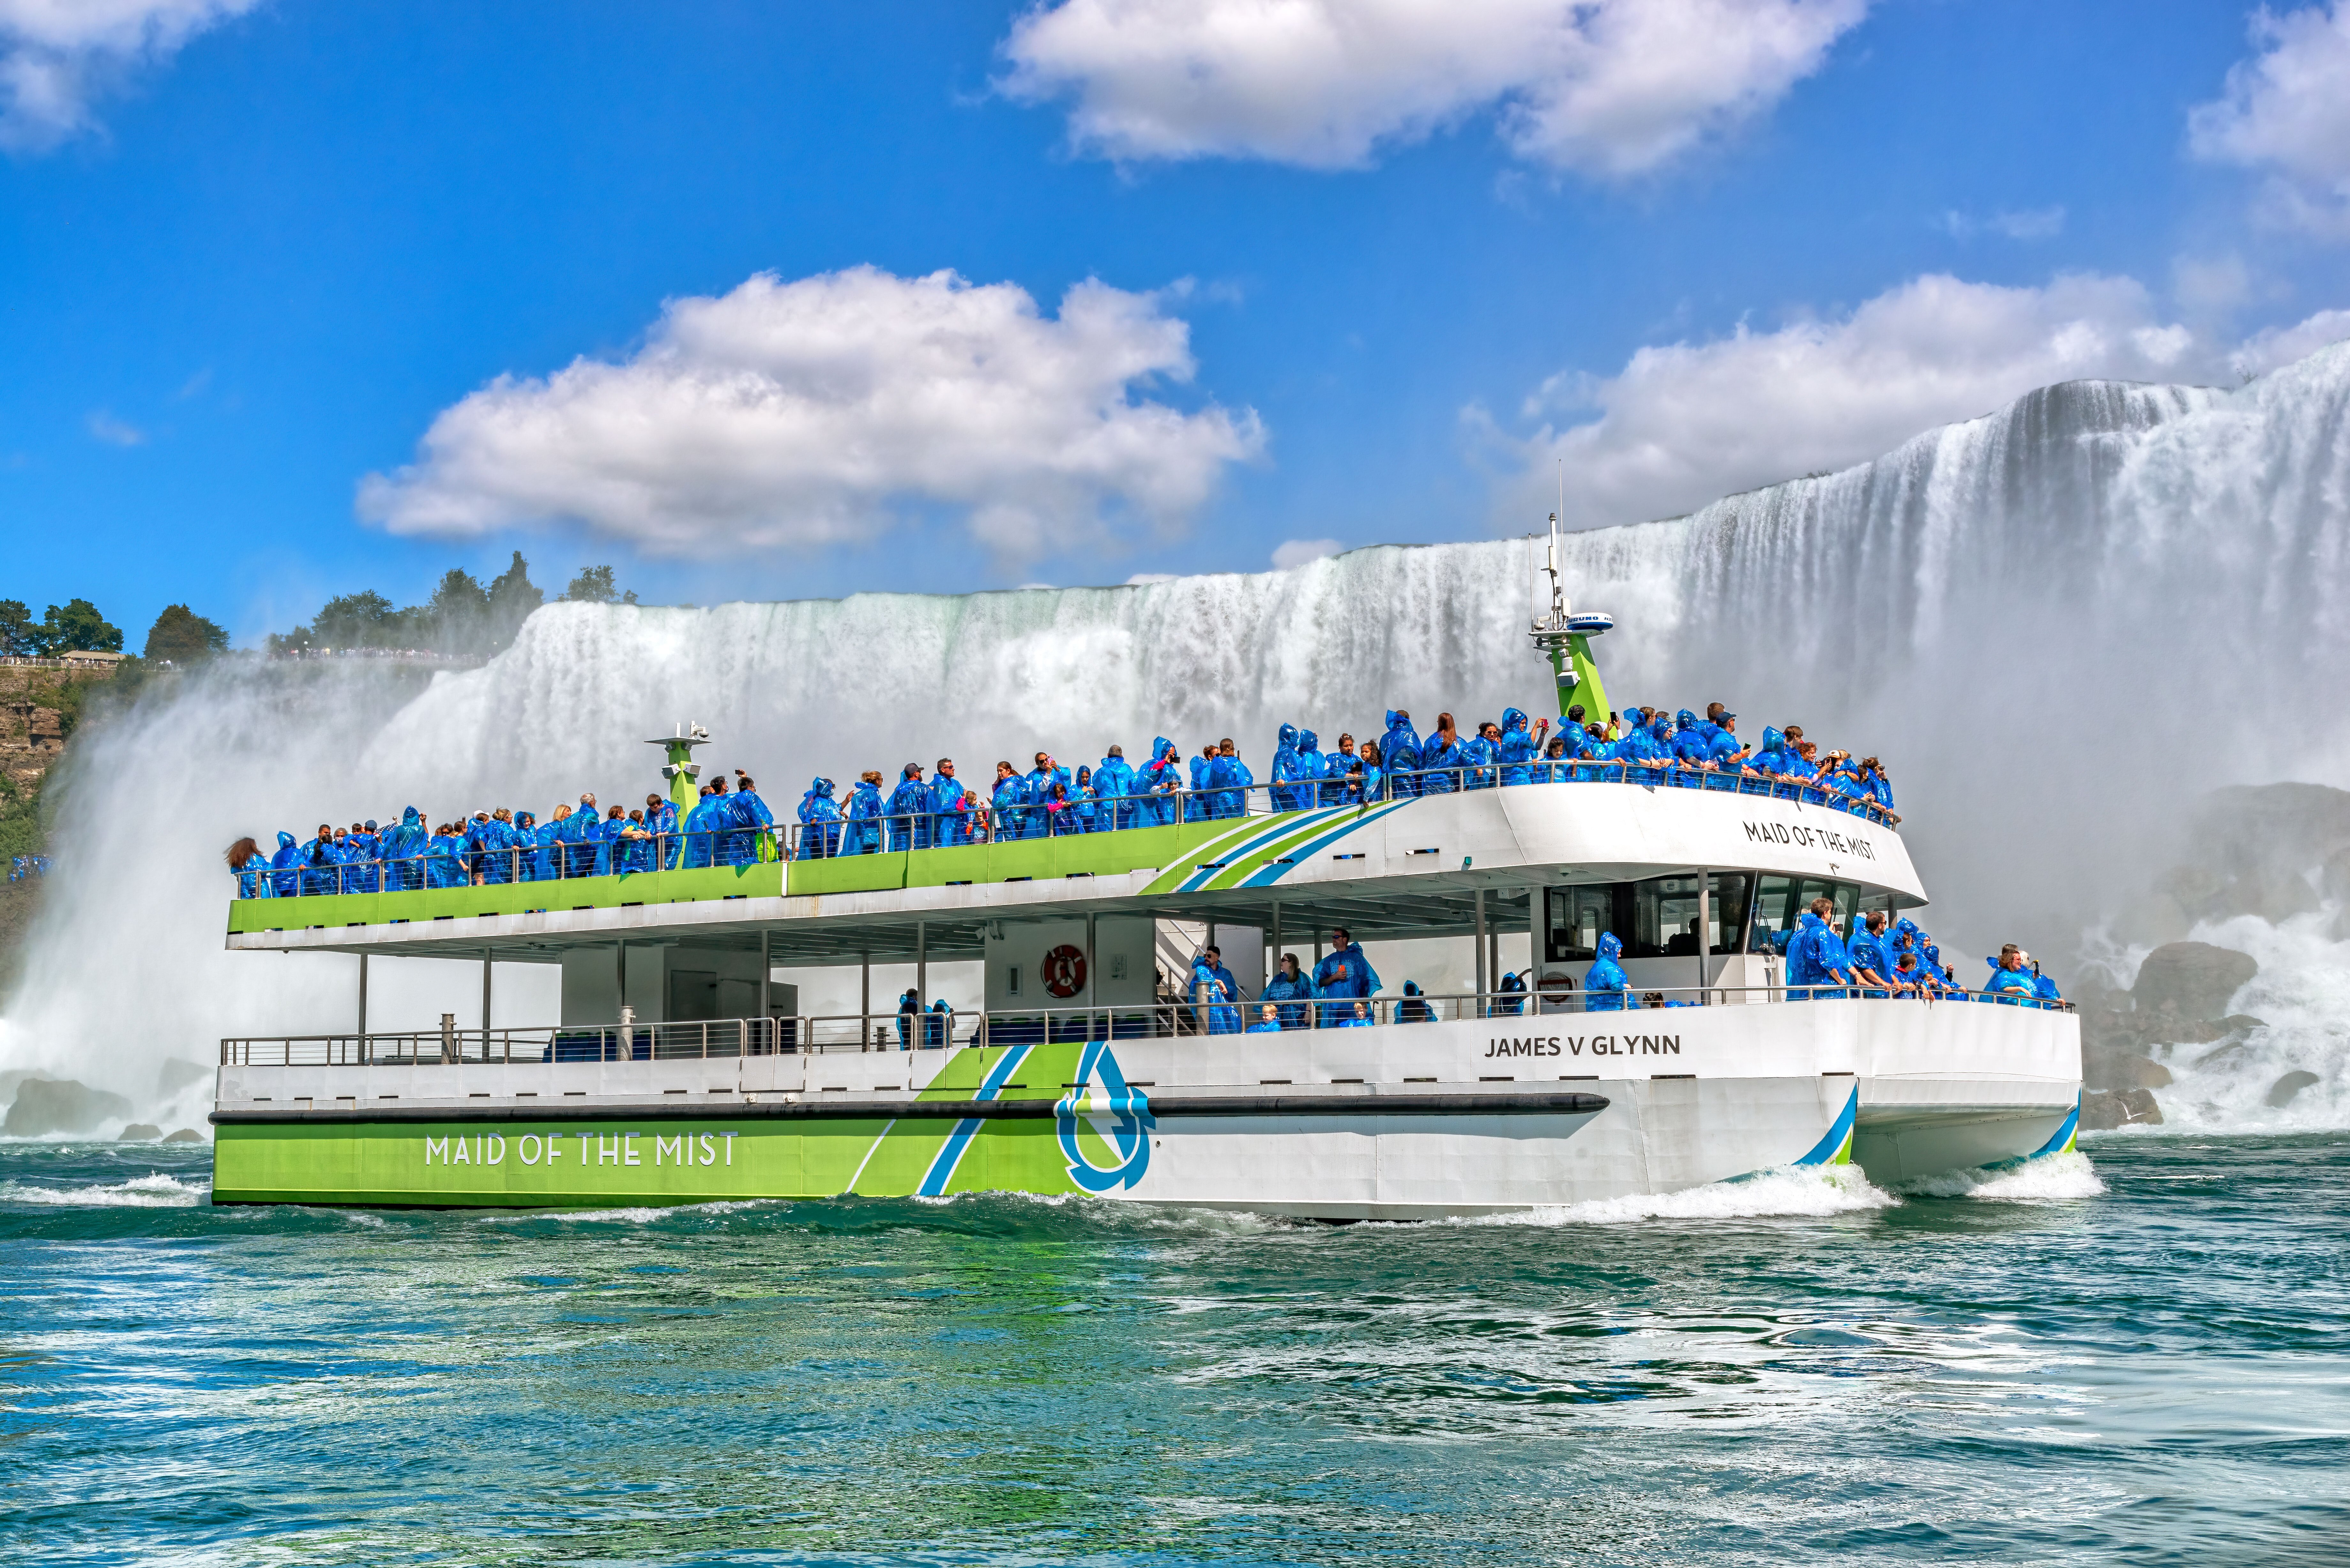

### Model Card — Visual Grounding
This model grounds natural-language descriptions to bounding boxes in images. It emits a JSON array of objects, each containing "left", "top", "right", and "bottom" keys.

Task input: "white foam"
[
  {"left": 2141, "top": 911, "right": 2350, "bottom": 1133},
  {"left": 1897, "top": 1149, "right": 2106, "bottom": 1201},
  {"left": 0, "top": 1172, "right": 210, "bottom": 1207},
  {"left": 1470, "top": 1163, "right": 1898, "bottom": 1226}
]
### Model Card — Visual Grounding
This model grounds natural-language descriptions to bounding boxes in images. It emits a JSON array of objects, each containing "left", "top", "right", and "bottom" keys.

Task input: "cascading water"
[{"left": 8, "top": 341, "right": 2350, "bottom": 1130}]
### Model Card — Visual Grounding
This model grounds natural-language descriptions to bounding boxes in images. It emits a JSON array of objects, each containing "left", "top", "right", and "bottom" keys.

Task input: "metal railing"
[
  {"left": 230, "top": 765, "right": 1900, "bottom": 899},
  {"left": 217, "top": 982, "right": 2067, "bottom": 1067}
]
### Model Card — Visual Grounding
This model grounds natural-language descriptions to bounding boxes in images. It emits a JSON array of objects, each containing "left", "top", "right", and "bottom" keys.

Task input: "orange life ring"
[{"left": 1041, "top": 944, "right": 1088, "bottom": 999}]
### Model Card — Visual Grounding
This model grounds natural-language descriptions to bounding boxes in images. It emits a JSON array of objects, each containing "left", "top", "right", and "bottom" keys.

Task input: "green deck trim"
[{"left": 228, "top": 814, "right": 1318, "bottom": 931}]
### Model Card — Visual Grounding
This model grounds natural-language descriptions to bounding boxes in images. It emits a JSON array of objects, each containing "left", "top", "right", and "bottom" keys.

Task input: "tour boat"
[{"left": 209, "top": 539, "right": 2081, "bottom": 1216}]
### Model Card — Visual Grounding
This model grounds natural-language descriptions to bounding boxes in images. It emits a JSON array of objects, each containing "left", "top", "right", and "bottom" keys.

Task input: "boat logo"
[{"left": 1055, "top": 1040, "right": 1155, "bottom": 1193}]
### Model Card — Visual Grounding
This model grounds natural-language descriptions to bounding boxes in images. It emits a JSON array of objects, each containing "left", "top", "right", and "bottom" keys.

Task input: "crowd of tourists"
[{"left": 222, "top": 698, "right": 1897, "bottom": 893}]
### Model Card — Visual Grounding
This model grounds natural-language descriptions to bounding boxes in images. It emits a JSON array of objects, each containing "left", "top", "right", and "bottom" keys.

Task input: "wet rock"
[
  {"left": 161, "top": 1128, "right": 205, "bottom": 1144},
  {"left": 119, "top": 1123, "right": 163, "bottom": 1141},
  {"left": 2266, "top": 1070, "right": 2322, "bottom": 1110},
  {"left": 3, "top": 1077, "right": 133, "bottom": 1136},
  {"left": 2131, "top": 942, "right": 2258, "bottom": 1023},
  {"left": 2080, "top": 1087, "right": 2164, "bottom": 1131},
  {"left": 2122, "top": 1056, "right": 2173, "bottom": 1089}
]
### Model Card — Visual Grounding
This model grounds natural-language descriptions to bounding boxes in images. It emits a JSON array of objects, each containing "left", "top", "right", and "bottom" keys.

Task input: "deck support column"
[
  {"left": 760, "top": 930, "right": 771, "bottom": 1054},
  {"left": 916, "top": 920, "right": 926, "bottom": 1011},
  {"left": 861, "top": 950, "right": 871, "bottom": 1052},
  {"left": 1269, "top": 900, "right": 1281, "bottom": 974},
  {"left": 481, "top": 948, "right": 493, "bottom": 1062},
  {"left": 1696, "top": 870, "right": 1711, "bottom": 1001},
  {"left": 1474, "top": 889, "right": 1487, "bottom": 1019},
  {"left": 356, "top": 953, "right": 368, "bottom": 1059}
]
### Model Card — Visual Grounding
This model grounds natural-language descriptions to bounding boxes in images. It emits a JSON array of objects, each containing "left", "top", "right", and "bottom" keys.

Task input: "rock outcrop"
[
  {"left": 2, "top": 1076, "right": 133, "bottom": 1136},
  {"left": 2080, "top": 1087, "right": 2163, "bottom": 1130}
]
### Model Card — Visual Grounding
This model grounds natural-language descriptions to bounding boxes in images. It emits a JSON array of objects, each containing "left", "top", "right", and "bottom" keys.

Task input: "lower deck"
[{"left": 212, "top": 996, "right": 2082, "bottom": 1216}]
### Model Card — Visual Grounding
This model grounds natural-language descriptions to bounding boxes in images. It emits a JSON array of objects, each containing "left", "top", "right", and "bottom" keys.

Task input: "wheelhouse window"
[
  {"left": 1544, "top": 884, "right": 1614, "bottom": 962},
  {"left": 1747, "top": 874, "right": 1861, "bottom": 951},
  {"left": 1548, "top": 873, "right": 1755, "bottom": 961}
]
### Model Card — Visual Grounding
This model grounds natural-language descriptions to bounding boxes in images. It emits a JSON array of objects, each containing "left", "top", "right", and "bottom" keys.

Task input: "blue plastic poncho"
[
  {"left": 381, "top": 807, "right": 428, "bottom": 891},
  {"left": 843, "top": 778, "right": 883, "bottom": 856},
  {"left": 1381, "top": 711, "right": 1423, "bottom": 797},
  {"left": 1496, "top": 709, "right": 1540, "bottom": 787},
  {"left": 1311, "top": 939, "right": 1383, "bottom": 1027},
  {"left": 1271, "top": 724, "right": 1307, "bottom": 811},
  {"left": 1419, "top": 729, "right": 1467, "bottom": 794},
  {"left": 1261, "top": 966, "right": 1314, "bottom": 1030},
  {"left": 1585, "top": 931, "right": 1629, "bottom": 1012},
  {"left": 1294, "top": 730, "right": 1327, "bottom": 806},
  {"left": 886, "top": 769, "right": 932, "bottom": 852},
  {"left": 1210, "top": 750, "right": 1252, "bottom": 818},
  {"left": 1193, "top": 959, "right": 1242, "bottom": 1034},
  {"left": 796, "top": 780, "right": 841, "bottom": 860},
  {"left": 1136, "top": 738, "right": 1182, "bottom": 827},
  {"left": 1095, "top": 750, "right": 1137, "bottom": 830},
  {"left": 930, "top": 773, "right": 973, "bottom": 845}
]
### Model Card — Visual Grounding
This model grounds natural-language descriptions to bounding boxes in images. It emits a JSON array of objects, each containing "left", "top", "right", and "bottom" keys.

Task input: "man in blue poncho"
[
  {"left": 796, "top": 779, "right": 839, "bottom": 860},
  {"left": 727, "top": 772, "right": 774, "bottom": 864},
  {"left": 1498, "top": 708, "right": 1545, "bottom": 787},
  {"left": 885, "top": 763, "right": 931, "bottom": 852},
  {"left": 929, "top": 759, "right": 971, "bottom": 846},
  {"left": 1846, "top": 910, "right": 1897, "bottom": 997},
  {"left": 1094, "top": 745, "right": 1135, "bottom": 830},
  {"left": 1270, "top": 723, "right": 1308, "bottom": 811},
  {"left": 1311, "top": 927, "right": 1381, "bottom": 1027},
  {"left": 1295, "top": 730, "right": 1328, "bottom": 806},
  {"left": 1192, "top": 947, "right": 1242, "bottom": 1034},
  {"left": 381, "top": 806, "right": 428, "bottom": 891},
  {"left": 1584, "top": 931, "right": 1629, "bottom": 1012},
  {"left": 1210, "top": 738, "right": 1252, "bottom": 818},
  {"left": 1186, "top": 743, "right": 1215, "bottom": 822},
  {"left": 1786, "top": 900, "right": 1854, "bottom": 999}
]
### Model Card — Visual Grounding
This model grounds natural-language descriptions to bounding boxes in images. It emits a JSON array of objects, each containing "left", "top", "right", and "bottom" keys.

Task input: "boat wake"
[
  {"left": 0, "top": 1172, "right": 210, "bottom": 1208},
  {"left": 1894, "top": 1149, "right": 2106, "bottom": 1201}
]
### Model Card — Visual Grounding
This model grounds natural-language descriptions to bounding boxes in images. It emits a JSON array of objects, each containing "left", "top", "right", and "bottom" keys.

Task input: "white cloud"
[
  {"left": 2231, "top": 307, "right": 2350, "bottom": 378},
  {"left": 85, "top": 409, "right": 145, "bottom": 446},
  {"left": 2189, "top": 2, "right": 2350, "bottom": 236},
  {"left": 0, "top": 0, "right": 259, "bottom": 151},
  {"left": 1489, "top": 272, "right": 2225, "bottom": 529},
  {"left": 1124, "top": 571, "right": 1180, "bottom": 584},
  {"left": 358, "top": 266, "right": 1266, "bottom": 560},
  {"left": 1938, "top": 206, "right": 2065, "bottom": 241},
  {"left": 999, "top": 0, "right": 1868, "bottom": 177},
  {"left": 1270, "top": 537, "right": 1341, "bottom": 568}
]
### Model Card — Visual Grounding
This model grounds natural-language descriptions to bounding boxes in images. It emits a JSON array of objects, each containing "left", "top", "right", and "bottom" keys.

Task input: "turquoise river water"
[{"left": 1, "top": 1134, "right": 2343, "bottom": 1566}]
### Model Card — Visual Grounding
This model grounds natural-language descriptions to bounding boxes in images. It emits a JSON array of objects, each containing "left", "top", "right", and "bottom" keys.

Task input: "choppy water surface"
[{"left": 2, "top": 1135, "right": 2343, "bottom": 1566}]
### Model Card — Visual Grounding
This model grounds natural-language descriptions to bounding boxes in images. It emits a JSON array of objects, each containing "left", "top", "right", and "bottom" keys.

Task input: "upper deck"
[{"left": 228, "top": 774, "right": 1919, "bottom": 969}]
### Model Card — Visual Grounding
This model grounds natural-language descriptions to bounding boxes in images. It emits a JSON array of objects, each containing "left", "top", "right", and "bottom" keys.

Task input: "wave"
[{"left": 0, "top": 1172, "right": 210, "bottom": 1208}]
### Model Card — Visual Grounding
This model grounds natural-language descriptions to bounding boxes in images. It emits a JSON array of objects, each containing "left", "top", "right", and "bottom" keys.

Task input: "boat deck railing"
[
  {"left": 217, "top": 984, "right": 2067, "bottom": 1068},
  {"left": 233, "top": 765, "right": 1900, "bottom": 897}
]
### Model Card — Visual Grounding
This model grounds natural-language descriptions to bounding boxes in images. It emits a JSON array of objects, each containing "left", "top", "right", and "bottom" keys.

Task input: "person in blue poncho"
[
  {"left": 345, "top": 821, "right": 382, "bottom": 892},
  {"left": 1846, "top": 910, "right": 1897, "bottom": 997},
  {"left": 1671, "top": 709, "right": 1716, "bottom": 775},
  {"left": 930, "top": 760, "right": 972, "bottom": 845},
  {"left": 381, "top": 806, "right": 428, "bottom": 891},
  {"left": 1337, "top": 1002, "right": 1374, "bottom": 1028},
  {"left": 1786, "top": 901, "right": 1854, "bottom": 999},
  {"left": 1136, "top": 737, "right": 1183, "bottom": 827},
  {"left": 296, "top": 826, "right": 340, "bottom": 897},
  {"left": 1356, "top": 742, "right": 1384, "bottom": 803},
  {"left": 1395, "top": 979, "right": 1435, "bottom": 1022},
  {"left": 614, "top": 808, "right": 656, "bottom": 874},
  {"left": 1210, "top": 739, "right": 1252, "bottom": 818},
  {"left": 1584, "top": 931, "right": 1629, "bottom": 1012},
  {"left": 885, "top": 764, "right": 931, "bottom": 852},
  {"left": 1382, "top": 710, "right": 1423, "bottom": 798},
  {"left": 1185, "top": 743, "right": 1215, "bottom": 822},
  {"left": 1419, "top": 714, "right": 1467, "bottom": 794},
  {"left": 1495, "top": 968, "right": 1528, "bottom": 1015},
  {"left": 1026, "top": 752, "right": 1070, "bottom": 833},
  {"left": 1465, "top": 720, "right": 1503, "bottom": 789},
  {"left": 424, "top": 820, "right": 468, "bottom": 888},
  {"left": 724, "top": 772, "right": 774, "bottom": 864},
  {"left": 225, "top": 837, "right": 269, "bottom": 899},
  {"left": 842, "top": 771, "right": 884, "bottom": 856},
  {"left": 533, "top": 808, "right": 566, "bottom": 880},
  {"left": 1981, "top": 946, "right": 2038, "bottom": 1004},
  {"left": 1497, "top": 708, "right": 1545, "bottom": 787},
  {"left": 467, "top": 810, "right": 511, "bottom": 885},
  {"left": 1271, "top": 723, "right": 1308, "bottom": 811},
  {"left": 1094, "top": 745, "right": 1135, "bottom": 830},
  {"left": 1071, "top": 764, "right": 1099, "bottom": 833},
  {"left": 989, "top": 762, "right": 1027, "bottom": 842},
  {"left": 1247, "top": 1004, "right": 1284, "bottom": 1033},
  {"left": 552, "top": 793, "right": 599, "bottom": 877},
  {"left": 1192, "top": 949, "right": 1242, "bottom": 1034},
  {"left": 2031, "top": 958, "right": 2061, "bottom": 1004},
  {"left": 1261, "top": 952, "right": 1313, "bottom": 1030},
  {"left": 1294, "top": 729, "right": 1328, "bottom": 807},
  {"left": 795, "top": 779, "right": 839, "bottom": 860},
  {"left": 1311, "top": 927, "right": 1382, "bottom": 1027}
]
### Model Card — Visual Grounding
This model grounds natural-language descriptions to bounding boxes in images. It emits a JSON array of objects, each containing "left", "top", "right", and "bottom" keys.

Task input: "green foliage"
[
  {"left": 264, "top": 554, "right": 642, "bottom": 660},
  {"left": 0, "top": 600, "right": 33, "bottom": 657},
  {"left": 142, "top": 604, "right": 230, "bottom": 663},
  {"left": 22, "top": 598, "right": 124, "bottom": 656},
  {"left": 0, "top": 770, "right": 44, "bottom": 863}
]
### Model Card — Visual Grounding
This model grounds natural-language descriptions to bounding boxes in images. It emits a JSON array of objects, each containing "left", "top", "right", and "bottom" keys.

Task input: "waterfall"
[{"left": 8, "top": 341, "right": 2350, "bottom": 1129}]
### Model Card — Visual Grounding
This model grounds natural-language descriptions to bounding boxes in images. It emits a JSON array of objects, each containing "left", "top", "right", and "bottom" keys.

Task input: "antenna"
[{"left": 1528, "top": 460, "right": 1613, "bottom": 723}]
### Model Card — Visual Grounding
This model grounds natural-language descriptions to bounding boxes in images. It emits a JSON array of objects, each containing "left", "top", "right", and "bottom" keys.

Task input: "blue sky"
[{"left": 3, "top": 0, "right": 2345, "bottom": 645}]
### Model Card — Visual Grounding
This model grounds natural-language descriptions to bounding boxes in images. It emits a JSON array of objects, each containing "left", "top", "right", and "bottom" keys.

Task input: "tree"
[
  {"left": 36, "top": 599, "right": 122, "bottom": 655},
  {"left": 311, "top": 590, "right": 401, "bottom": 650},
  {"left": 0, "top": 600, "right": 33, "bottom": 657},
  {"left": 425, "top": 568, "right": 489, "bottom": 653},
  {"left": 485, "top": 551, "right": 543, "bottom": 648},
  {"left": 561, "top": 564, "right": 617, "bottom": 603},
  {"left": 143, "top": 604, "right": 229, "bottom": 663}
]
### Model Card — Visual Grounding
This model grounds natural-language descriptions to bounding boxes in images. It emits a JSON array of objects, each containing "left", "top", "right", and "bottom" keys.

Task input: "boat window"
[
  {"left": 1748, "top": 875, "right": 1795, "bottom": 953},
  {"left": 1631, "top": 875, "right": 1704, "bottom": 958},
  {"left": 1544, "top": 884, "right": 1614, "bottom": 962},
  {"left": 1705, "top": 873, "right": 1752, "bottom": 957}
]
